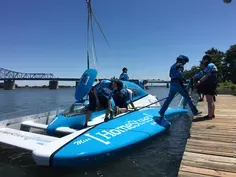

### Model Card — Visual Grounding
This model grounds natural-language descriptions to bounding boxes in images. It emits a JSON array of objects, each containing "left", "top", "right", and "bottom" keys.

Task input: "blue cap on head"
[{"left": 177, "top": 55, "right": 189, "bottom": 63}]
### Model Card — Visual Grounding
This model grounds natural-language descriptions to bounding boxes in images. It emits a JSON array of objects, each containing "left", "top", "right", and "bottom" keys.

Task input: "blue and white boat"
[
  {"left": 0, "top": 68, "right": 189, "bottom": 168},
  {"left": 0, "top": 1, "right": 191, "bottom": 168}
]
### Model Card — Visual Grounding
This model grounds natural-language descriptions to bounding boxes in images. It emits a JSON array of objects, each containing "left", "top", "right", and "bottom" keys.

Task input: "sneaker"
[
  {"left": 194, "top": 110, "right": 202, "bottom": 116},
  {"left": 202, "top": 115, "right": 213, "bottom": 120},
  {"left": 104, "top": 117, "right": 110, "bottom": 122}
]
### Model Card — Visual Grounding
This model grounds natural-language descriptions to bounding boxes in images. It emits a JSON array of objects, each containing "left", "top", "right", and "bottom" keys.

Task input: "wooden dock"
[{"left": 178, "top": 95, "right": 236, "bottom": 177}]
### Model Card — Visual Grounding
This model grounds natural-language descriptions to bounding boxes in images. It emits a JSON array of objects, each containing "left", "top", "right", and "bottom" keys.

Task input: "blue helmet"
[{"left": 177, "top": 55, "right": 189, "bottom": 63}]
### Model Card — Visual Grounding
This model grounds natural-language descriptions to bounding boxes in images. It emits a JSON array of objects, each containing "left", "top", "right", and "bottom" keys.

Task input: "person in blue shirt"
[
  {"left": 84, "top": 79, "right": 119, "bottom": 127},
  {"left": 138, "top": 80, "right": 148, "bottom": 90},
  {"left": 112, "top": 82, "right": 136, "bottom": 116},
  {"left": 196, "top": 55, "right": 218, "bottom": 119},
  {"left": 193, "top": 62, "right": 205, "bottom": 101},
  {"left": 119, "top": 67, "right": 129, "bottom": 81},
  {"left": 159, "top": 55, "right": 202, "bottom": 118}
]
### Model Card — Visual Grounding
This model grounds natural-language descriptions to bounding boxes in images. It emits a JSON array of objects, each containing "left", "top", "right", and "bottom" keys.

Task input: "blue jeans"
[{"left": 159, "top": 81, "right": 197, "bottom": 115}]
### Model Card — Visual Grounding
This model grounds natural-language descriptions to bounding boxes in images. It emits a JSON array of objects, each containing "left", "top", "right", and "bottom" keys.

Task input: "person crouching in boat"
[
  {"left": 112, "top": 82, "right": 136, "bottom": 116},
  {"left": 158, "top": 55, "right": 202, "bottom": 118},
  {"left": 196, "top": 55, "right": 218, "bottom": 119},
  {"left": 84, "top": 79, "right": 119, "bottom": 128}
]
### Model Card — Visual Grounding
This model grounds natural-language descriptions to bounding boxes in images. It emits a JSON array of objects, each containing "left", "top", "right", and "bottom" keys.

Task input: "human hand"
[{"left": 196, "top": 80, "right": 201, "bottom": 87}]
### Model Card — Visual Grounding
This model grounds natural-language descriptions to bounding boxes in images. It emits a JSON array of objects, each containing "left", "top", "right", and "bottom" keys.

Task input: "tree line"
[{"left": 183, "top": 44, "right": 236, "bottom": 84}]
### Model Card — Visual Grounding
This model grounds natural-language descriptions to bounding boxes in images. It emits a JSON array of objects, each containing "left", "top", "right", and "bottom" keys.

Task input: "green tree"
[
  {"left": 183, "top": 65, "right": 200, "bottom": 79},
  {"left": 223, "top": 44, "right": 236, "bottom": 83}
]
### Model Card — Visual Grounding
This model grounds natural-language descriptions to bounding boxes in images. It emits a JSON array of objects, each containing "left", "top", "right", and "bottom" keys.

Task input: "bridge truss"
[{"left": 0, "top": 67, "right": 55, "bottom": 80}]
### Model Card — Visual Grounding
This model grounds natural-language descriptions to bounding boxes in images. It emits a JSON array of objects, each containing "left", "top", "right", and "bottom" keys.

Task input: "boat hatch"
[{"left": 61, "top": 103, "right": 87, "bottom": 117}]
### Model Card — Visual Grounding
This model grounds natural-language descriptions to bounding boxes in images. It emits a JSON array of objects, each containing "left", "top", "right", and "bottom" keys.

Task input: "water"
[{"left": 0, "top": 87, "right": 192, "bottom": 177}]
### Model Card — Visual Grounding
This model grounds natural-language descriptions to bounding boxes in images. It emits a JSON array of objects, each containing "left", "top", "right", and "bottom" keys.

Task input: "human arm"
[
  {"left": 175, "top": 64, "right": 185, "bottom": 81},
  {"left": 196, "top": 73, "right": 210, "bottom": 86},
  {"left": 127, "top": 89, "right": 136, "bottom": 110},
  {"left": 196, "top": 64, "right": 216, "bottom": 86}
]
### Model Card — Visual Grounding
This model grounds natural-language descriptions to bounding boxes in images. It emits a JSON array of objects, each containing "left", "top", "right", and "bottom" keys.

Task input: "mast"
[{"left": 86, "top": 0, "right": 92, "bottom": 69}]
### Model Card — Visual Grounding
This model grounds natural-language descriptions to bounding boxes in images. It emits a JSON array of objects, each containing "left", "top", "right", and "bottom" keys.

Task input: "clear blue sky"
[{"left": 0, "top": 0, "right": 235, "bottom": 86}]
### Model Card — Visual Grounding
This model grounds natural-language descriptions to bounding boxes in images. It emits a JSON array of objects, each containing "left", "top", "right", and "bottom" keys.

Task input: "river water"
[{"left": 0, "top": 87, "right": 192, "bottom": 177}]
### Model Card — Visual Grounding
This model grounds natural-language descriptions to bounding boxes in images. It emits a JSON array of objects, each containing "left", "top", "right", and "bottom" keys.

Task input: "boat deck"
[{"left": 178, "top": 94, "right": 236, "bottom": 177}]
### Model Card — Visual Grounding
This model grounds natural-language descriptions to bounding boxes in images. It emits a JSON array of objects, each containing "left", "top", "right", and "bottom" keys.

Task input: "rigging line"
[
  {"left": 89, "top": 6, "right": 98, "bottom": 70},
  {"left": 89, "top": 2, "right": 107, "bottom": 79},
  {"left": 91, "top": 11, "right": 111, "bottom": 49},
  {"left": 90, "top": 13, "right": 98, "bottom": 62},
  {"left": 85, "top": 0, "right": 107, "bottom": 79},
  {"left": 90, "top": 12, "right": 107, "bottom": 79},
  {"left": 91, "top": 34, "right": 107, "bottom": 79}
]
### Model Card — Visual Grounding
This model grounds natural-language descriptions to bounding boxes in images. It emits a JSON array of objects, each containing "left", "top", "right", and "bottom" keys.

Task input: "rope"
[{"left": 86, "top": 0, "right": 109, "bottom": 80}]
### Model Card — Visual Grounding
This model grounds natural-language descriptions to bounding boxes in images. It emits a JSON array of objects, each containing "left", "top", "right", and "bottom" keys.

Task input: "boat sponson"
[{"left": 34, "top": 107, "right": 188, "bottom": 167}]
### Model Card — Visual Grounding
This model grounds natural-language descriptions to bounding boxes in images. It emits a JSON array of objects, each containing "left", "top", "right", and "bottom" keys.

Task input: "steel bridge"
[{"left": 0, "top": 67, "right": 170, "bottom": 90}]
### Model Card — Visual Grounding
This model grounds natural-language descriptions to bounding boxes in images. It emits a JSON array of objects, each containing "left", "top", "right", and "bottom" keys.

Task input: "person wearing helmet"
[
  {"left": 196, "top": 54, "right": 218, "bottom": 119},
  {"left": 158, "top": 55, "right": 202, "bottom": 119},
  {"left": 119, "top": 67, "right": 129, "bottom": 81}
]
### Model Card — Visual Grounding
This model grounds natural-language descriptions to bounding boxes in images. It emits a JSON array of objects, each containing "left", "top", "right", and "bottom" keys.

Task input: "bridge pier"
[
  {"left": 49, "top": 81, "right": 59, "bottom": 89},
  {"left": 75, "top": 81, "right": 79, "bottom": 88},
  {"left": 4, "top": 80, "right": 15, "bottom": 90},
  {"left": 166, "top": 83, "right": 169, "bottom": 88}
]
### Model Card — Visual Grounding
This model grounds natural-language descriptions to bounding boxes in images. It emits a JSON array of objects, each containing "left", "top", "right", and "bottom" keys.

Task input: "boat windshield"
[{"left": 61, "top": 103, "right": 87, "bottom": 117}]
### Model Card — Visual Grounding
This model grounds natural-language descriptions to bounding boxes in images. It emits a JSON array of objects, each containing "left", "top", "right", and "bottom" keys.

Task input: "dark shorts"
[
  {"left": 197, "top": 84, "right": 204, "bottom": 94},
  {"left": 201, "top": 73, "right": 217, "bottom": 96},
  {"left": 112, "top": 92, "right": 128, "bottom": 108},
  {"left": 200, "top": 77, "right": 217, "bottom": 95},
  {"left": 201, "top": 83, "right": 217, "bottom": 95},
  {"left": 88, "top": 91, "right": 109, "bottom": 111}
]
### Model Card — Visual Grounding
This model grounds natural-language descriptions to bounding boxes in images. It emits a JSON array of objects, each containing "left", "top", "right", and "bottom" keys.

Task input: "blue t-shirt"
[
  {"left": 204, "top": 63, "right": 218, "bottom": 73},
  {"left": 119, "top": 73, "right": 129, "bottom": 81},
  {"left": 169, "top": 63, "right": 184, "bottom": 80},
  {"left": 120, "top": 88, "right": 133, "bottom": 103},
  {"left": 95, "top": 80, "right": 113, "bottom": 99}
]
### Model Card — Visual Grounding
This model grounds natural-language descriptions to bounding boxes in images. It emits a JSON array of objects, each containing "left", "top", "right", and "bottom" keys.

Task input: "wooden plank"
[
  {"left": 191, "top": 124, "right": 236, "bottom": 127},
  {"left": 178, "top": 171, "right": 212, "bottom": 177},
  {"left": 192, "top": 121, "right": 236, "bottom": 124},
  {"left": 186, "top": 144, "right": 236, "bottom": 154},
  {"left": 189, "top": 134, "right": 236, "bottom": 143},
  {"left": 181, "top": 160, "right": 236, "bottom": 173},
  {"left": 190, "top": 128, "right": 236, "bottom": 135},
  {"left": 185, "top": 147, "right": 236, "bottom": 158},
  {"left": 191, "top": 126, "right": 236, "bottom": 131},
  {"left": 186, "top": 139, "right": 236, "bottom": 150},
  {"left": 180, "top": 165, "right": 236, "bottom": 177},
  {"left": 183, "top": 152, "right": 236, "bottom": 164},
  {"left": 190, "top": 128, "right": 236, "bottom": 134}
]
